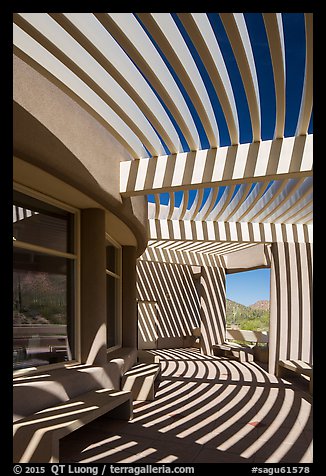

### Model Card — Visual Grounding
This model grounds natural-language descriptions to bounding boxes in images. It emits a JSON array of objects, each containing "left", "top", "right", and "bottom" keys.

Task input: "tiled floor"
[{"left": 60, "top": 348, "right": 312, "bottom": 464}]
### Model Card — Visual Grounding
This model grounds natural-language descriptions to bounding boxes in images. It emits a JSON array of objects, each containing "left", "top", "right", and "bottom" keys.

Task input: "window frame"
[
  {"left": 13, "top": 182, "right": 81, "bottom": 376},
  {"left": 105, "top": 233, "right": 122, "bottom": 353}
]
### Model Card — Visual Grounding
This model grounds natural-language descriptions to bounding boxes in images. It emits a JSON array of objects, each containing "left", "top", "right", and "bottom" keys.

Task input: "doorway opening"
[{"left": 226, "top": 268, "right": 271, "bottom": 365}]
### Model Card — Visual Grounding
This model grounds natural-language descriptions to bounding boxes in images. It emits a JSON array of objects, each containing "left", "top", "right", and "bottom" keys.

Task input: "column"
[{"left": 80, "top": 208, "right": 107, "bottom": 365}]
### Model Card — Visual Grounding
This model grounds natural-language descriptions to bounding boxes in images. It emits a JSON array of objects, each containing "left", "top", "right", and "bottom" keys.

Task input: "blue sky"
[
  {"left": 226, "top": 268, "right": 271, "bottom": 306},
  {"left": 145, "top": 13, "right": 311, "bottom": 210}
]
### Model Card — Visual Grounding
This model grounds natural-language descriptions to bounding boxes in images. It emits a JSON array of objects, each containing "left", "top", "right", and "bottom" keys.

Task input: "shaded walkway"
[{"left": 60, "top": 349, "right": 312, "bottom": 463}]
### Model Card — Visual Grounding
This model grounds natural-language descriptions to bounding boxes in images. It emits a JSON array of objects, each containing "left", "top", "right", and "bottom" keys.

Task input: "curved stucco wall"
[{"left": 13, "top": 53, "right": 148, "bottom": 255}]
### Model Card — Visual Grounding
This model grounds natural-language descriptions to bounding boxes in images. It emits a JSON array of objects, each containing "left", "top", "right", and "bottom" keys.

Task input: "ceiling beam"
[
  {"left": 148, "top": 219, "right": 313, "bottom": 244},
  {"left": 121, "top": 135, "right": 312, "bottom": 196}
]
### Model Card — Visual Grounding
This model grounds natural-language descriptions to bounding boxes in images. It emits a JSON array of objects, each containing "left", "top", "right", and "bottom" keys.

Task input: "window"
[
  {"left": 106, "top": 235, "right": 121, "bottom": 350},
  {"left": 13, "top": 188, "right": 78, "bottom": 371}
]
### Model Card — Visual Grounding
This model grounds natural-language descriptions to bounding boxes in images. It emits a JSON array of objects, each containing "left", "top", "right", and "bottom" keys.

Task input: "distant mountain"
[
  {"left": 226, "top": 298, "right": 250, "bottom": 314},
  {"left": 249, "top": 300, "right": 270, "bottom": 311},
  {"left": 226, "top": 298, "right": 269, "bottom": 331}
]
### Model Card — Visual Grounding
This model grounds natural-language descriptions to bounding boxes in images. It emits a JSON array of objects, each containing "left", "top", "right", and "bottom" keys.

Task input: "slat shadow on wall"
[
  {"left": 137, "top": 259, "right": 227, "bottom": 354},
  {"left": 269, "top": 242, "right": 313, "bottom": 373},
  {"left": 137, "top": 261, "right": 200, "bottom": 349}
]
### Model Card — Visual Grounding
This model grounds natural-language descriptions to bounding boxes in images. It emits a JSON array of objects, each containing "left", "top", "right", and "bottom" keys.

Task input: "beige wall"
[
  {"left": 224, "top": 244, "right": 271, "bottom": 273},
  {"left": 137, "top": 259, "right": 227, "bottom": 353},
  {"left": 269, "top": 242, "right": 313, "bottom": 373},
  {"left": 200, "top": 264, "right": 226, "bottom": 355},
  {"left": 137, "top": 260, "right": 200, "bottom": 348}
]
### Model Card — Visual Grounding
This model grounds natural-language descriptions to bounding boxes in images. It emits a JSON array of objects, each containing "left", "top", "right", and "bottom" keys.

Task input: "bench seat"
[
  {"left": 276, "top": 359, "right": 313, "bottom": 394},
  {"left": 13, "top": 388, "right": 132, "bottom": 463},
  {"left": 122, "top": 363, "right": 161, "bottom": 401},
  {"left": 212, "top": 342, "right": 254, "bottom": 362},
  {"left": 212, "top": 329, "right": 269, "bottom": 363}
]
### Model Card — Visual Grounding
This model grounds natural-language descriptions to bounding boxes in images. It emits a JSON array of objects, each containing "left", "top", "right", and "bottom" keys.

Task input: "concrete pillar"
[
  {"left": 122, "top": 246, "right": 137, "bottom": 349},
  {"left": 80, "top": 209, "right": 107, "bottom": 365},
  {"left": 200, "top": 266, "right": 226, "bottom": 355},
  {"left": 268, "top": 242, "right": 313, "bottom": 374}
]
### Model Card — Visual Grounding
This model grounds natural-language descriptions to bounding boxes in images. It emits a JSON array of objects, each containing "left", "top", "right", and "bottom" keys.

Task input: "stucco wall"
[
  {"left": 137, "top": 259, "right": 227, "bottom": 353},
  {"left": 269, "top": 242, "right": 313, "bottom": 373},
  {"left": 200, "top": 265, "right": 226, "bottom": 355},
  {"left": 137, "top": 260, "right": 200, "bottom": 348}
]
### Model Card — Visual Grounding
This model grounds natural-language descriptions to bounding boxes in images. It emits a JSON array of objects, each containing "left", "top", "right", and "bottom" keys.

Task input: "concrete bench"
[
  {"left": 212, "top": 329, "right": 269, "bottom": 363},
  {"left": 276, "top": 359, "right": 313, "bottom": 394},
  {"left": 13, "top": 388, "right": 132, "bottom": 463},
  {"left": 122, "top": 362, "right": 161, "bottom": 401},
  {"left": 212, "top": 342, "right": 255, "bottom": 362}
]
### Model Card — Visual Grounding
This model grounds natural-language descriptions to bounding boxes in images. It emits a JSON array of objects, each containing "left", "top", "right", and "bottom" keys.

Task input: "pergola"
[{"left": 13, "top": 13, "right": 313, "bottom": 371}]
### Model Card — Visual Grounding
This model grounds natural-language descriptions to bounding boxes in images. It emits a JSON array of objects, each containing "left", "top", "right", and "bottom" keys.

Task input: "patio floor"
[{"left": 60, "top": 348, "right": 312, "bottom": 464}]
